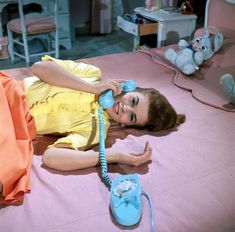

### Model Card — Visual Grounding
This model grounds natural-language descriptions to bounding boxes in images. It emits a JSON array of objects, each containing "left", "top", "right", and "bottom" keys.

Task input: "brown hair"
[{"left": 133, "top": 87, "right": 185, "bottom": 132}]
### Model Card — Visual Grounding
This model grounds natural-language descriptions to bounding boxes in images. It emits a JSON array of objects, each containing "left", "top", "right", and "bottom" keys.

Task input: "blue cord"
[
  {"left": 98, "top": 105, "right": 112, "bottom": 188},
  {"left": 142, "top": 190, "right": 155, "bottom": 232}
]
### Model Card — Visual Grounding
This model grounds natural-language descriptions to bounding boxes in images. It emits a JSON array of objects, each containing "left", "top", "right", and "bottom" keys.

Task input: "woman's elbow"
[
  {"left": 31, "top": 61, "right": 41, "bottom": 74},
  {"left": 31, "top": 61, "right": 48, "bottom": 78},
  {"left": 42, "top": 148, "right": 56, "bottom": 169}
]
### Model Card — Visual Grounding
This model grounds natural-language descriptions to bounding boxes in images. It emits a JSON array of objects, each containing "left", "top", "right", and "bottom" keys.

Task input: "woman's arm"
[
  {"left": 31, "top": 60, "right": 123, "bottom": 95},
  {"left": 42, "top": 142, "right": 152, "bottom": 171}
]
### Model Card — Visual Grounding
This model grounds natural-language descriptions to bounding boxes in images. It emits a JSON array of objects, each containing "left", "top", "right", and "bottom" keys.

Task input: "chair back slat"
[{"left": 7, "top": 0, "right": 59, "bottom": 66}]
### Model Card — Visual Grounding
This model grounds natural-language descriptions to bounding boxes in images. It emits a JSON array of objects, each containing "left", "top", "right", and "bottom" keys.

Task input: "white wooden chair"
[{"left": 7, "top": 0, "right": 59, "bottom": 66}]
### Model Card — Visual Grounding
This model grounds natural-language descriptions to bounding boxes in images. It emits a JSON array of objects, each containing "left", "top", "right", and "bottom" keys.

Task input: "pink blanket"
[
  {"left": 1, "top": 43, "right": 235, "bottom": 232},
  {"left": 1, "top": 0, "right": 235, "bottom": 229},
  {"left": 172, "top": 29, "right": 235, "bottom": 112}
]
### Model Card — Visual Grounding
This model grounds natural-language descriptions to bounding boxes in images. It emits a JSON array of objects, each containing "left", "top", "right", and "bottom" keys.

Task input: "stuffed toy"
[
  {"left": 220, "top": 73, "right": 235, "bottom": 105},
  {"left": 165, "top": 29, "right": 224, "bottom": 75}
]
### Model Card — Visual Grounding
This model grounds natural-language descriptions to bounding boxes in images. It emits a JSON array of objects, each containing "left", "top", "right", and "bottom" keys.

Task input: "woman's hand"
[
  {"left": 93, "top": 79, "right": 125, "bottom": 96},
  {"left": 118, "top": 141, "right": 152, "bottom": 166}
]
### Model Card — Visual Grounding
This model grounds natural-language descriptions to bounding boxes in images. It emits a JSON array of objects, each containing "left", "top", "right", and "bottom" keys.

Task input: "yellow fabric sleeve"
[
  {"left": 50, "top": 115, "right": 109, "bottom": 151},
  {"left": 42, "top": 55, "right": 102, "bottom": 83},
  {"left": 51, "top": 133, "right": 93, "bottom": 151}
]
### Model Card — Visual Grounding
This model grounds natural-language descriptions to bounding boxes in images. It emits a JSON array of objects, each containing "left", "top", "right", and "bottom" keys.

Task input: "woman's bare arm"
[
  {"left": 42, "top": 142, "right": 152, "bottom": 171},
  {"left": 31, "top": 60, "right": 124, "bottom": 95}
]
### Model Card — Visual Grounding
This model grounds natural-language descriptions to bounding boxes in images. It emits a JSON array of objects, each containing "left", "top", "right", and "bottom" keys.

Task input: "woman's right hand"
[{"left": 92, "top": 79, "right": 126, "bottom": 96}]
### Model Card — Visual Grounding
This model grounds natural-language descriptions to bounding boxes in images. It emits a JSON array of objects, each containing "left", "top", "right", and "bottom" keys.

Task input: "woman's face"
[{"left": 106, "top": 91, "right": 149, "bottom": 126}]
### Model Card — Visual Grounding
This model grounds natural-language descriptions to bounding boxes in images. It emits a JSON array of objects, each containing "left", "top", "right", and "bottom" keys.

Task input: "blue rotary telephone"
[{"left": 98, "top": 80, "right": 154, "bottom": 231}]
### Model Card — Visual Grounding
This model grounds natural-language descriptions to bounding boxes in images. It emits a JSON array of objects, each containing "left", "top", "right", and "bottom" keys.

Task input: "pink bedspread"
[
  {"left": 172, "top": 29, "right": 235, "bottom": 112},
  {"left": 1, "top": 34, "right": 235, "bottom": 231}
]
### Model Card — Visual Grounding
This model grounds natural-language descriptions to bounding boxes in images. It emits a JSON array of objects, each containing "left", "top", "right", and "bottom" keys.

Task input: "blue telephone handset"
[
  {"left": 99, "top": 80, "right": 137, "bottom": 109},
  {"left": 98, "top": 80, "right": 154, "bottom": 231}
]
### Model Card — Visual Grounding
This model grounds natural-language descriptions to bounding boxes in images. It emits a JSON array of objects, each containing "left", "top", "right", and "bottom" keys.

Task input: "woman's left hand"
[{"left": 118, "top": 141, "right": 152, "bottom": 166}]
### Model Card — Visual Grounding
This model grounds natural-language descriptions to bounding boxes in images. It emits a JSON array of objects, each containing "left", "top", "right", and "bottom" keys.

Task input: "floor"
[{"left": 0, "top": 29, "right": 133, "bottom": 70}]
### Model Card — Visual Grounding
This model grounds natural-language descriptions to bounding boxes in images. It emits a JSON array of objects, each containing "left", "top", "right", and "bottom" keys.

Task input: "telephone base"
[{"left": 110, "top": 174, "right": 142, "bottom": 226}]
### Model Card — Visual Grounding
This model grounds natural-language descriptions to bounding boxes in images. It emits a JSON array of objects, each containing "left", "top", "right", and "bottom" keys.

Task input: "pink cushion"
[{"left": 8, "top": 16, "right": 55, "bottom": 34}]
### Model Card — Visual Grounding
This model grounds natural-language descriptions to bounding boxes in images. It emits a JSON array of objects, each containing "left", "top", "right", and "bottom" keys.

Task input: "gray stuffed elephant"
[{"left": 165, "top": 30, "right": 224, "bottom": 75}]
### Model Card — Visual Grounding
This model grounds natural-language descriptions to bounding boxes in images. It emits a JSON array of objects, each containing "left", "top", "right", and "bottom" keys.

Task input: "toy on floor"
[
  {"left": 220, "top": 73, "right": 235, "bottom": 105},
  {"left": 165, "top": 29, "right": 223, "bottom": 75}
]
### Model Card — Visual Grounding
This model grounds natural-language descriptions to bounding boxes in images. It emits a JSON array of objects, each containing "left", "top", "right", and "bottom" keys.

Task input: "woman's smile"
[{"left": 113, "top": 102, "right": 119, "bottom": 114}]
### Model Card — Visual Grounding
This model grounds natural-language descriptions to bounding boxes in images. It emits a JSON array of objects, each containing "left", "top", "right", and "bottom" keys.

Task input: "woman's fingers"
[
  {"left": 110, "top": 79, "right": 128, "bottom": 95},
  {"left": 112, "top": 79, "right": 126, "bottom": 83},
  {"left": 97, "top": 79, "right": 138, "bottom": 96},
  {"left": 110, "top": 80, "right": 122, "bottom": 95},
  {"left": 132, "top": 141, "right": 152, "bottom": 166},
  {"left": 135, "top": 141, "right": 152, "bottom": 156},
  {"left": 96, "top": 79, "right": 125, "bottom": 95}
]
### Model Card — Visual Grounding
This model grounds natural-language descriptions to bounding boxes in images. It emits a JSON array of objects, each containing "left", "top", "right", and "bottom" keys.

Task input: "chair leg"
[
  {"left": 55, "top": 31, "right": 59, "bottom": 58},
  {"left": 7, "top": 25, "right": 15, "bottom": 63},
  {"left": 22, "top": 31, "right": 30, "bottom": 66},
  {"left": 46, "top": 35, "right": 51, "bottom": 51}
]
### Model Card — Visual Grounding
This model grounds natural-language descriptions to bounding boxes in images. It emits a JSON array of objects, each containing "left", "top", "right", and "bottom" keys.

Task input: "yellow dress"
[{"left": 23, "top": 55, "right": 110, "bottom": 150}]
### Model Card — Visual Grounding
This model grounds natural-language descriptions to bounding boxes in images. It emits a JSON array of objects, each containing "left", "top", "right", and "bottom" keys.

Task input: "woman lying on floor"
[{"left": 0, "top": 55, "right": 185, "bottom": 205}]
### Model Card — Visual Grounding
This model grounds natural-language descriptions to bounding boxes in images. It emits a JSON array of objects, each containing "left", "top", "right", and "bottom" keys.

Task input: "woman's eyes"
[
  {"left": 130, "top": 113, "right": 134, "bottom": 121},
  {"left": 131, "top": 96, "right": 139, "bottom": 106},
  {"left": 129, "top": 112, "right": 137, "bottom": 123},
  {"left": 130, "top": 113, "right": 134, "bottom": 122},
  {"left": 129, "top": 96, "right": 138, "bottom": 123},
  {"left": 131, "top": 98, "right": 135, "bottom": 106}
]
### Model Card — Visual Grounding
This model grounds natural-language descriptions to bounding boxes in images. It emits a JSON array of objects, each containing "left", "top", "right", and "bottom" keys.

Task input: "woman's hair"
[{"left": 133, "top": 87, "right": 185, "bottom": 132}]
